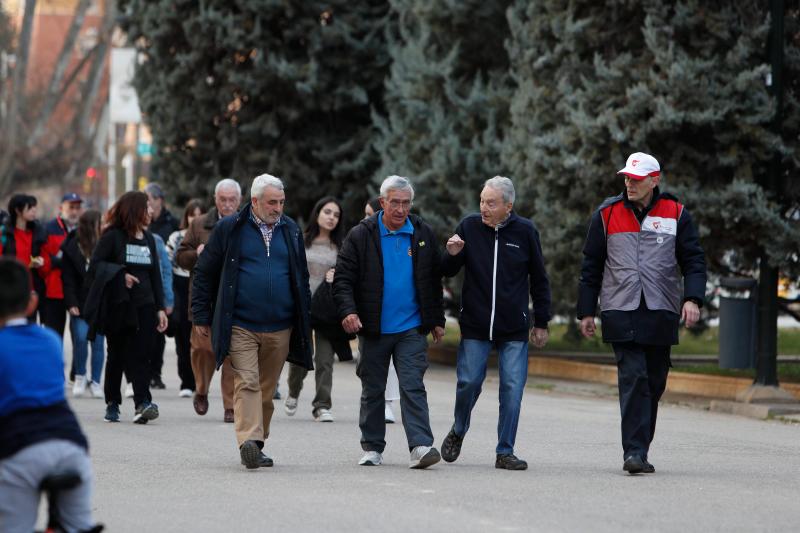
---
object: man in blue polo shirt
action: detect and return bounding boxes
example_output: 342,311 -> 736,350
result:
334,175 -> 446,469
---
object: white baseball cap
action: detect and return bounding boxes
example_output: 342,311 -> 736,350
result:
617,152 -> 660,180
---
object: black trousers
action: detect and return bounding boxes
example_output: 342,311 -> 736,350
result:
150,332 -> 166,381
105,305 -> 156,407
612,342 -> 671,461
173,275 -> 195,390
41,297 -> 67,337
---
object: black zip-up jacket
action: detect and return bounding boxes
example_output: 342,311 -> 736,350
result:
60,232 -> 91,311
333,213 -> 445,338
442,212 -> 551,342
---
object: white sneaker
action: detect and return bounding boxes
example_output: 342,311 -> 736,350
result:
72,375 -> 87,397
409,446 -> 441,469
359,451 -> 383,466
315,408 -> 334,422
124,383 -> 134,398
384,401 -> 396,424
89,381 -> 103,399
284,396 -> 298,416
179,389 -> 193,398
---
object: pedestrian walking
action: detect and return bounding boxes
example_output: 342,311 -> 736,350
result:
61,209 -> 106,398
167,199 -> 205,398
577,152 -> 706,474
333,176 -> 445,469
1,194 -> 48,320
85,191 -> 168,424
362,197 -> 400,424
439,176 -> 551,470
176,179 -> 240,422
285,196 -> 349,422
192,174 -> 313,469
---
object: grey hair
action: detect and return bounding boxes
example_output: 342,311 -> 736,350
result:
379,175 -> 415,201
251,174 -> 284,199
484,176 -> 515,204
214,178 -> 241,197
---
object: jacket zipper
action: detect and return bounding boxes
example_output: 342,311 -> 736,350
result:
489,226 -> 499,341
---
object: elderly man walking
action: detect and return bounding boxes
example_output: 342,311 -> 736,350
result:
192,174 -> 312,469
177,179 -> 241,422
577,152 -> 706,474
439,176 -> 551,471
334,175 -> 445,469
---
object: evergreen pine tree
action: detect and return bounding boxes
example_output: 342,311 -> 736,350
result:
505,0 -> 800,318
373,0 -> 514,233
120,0 -> 390,219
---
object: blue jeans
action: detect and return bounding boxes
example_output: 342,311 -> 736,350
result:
453,339 -> 528,455
70,316 -> 105,383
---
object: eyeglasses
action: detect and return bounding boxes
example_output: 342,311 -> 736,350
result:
387,200 -> 412,210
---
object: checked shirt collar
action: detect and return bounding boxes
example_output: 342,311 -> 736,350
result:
249,209 -> 283,257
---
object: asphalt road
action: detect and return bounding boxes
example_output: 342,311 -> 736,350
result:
57,341 -> 800,532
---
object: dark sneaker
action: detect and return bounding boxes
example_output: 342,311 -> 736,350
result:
133,402 -> 159,424
273,387 -> 281,400
643,460 -> 655,474
150,377 -> 166,390
495,454 -> 528,470
441,427 -> 464,463
224,409 -> 234,423
240,451 -> 273,468
623,455 -> 645,474
104,403 -> 120,423
240,440 -> 261,470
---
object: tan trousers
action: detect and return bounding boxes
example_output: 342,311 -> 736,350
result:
190,327 -> 234,410
229,326 -> 291,446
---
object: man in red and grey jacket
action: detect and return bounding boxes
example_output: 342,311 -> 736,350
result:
40,192 -> 83,340
577,152 -> 706,475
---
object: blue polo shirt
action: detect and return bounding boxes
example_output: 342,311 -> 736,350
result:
378,213 -> 421,334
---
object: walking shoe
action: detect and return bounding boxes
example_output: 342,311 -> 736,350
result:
150,377 -> 166,390
623,454 -> 645,474
193,393 -> 209,415
441,426 -> 464,463
240,440 -> 261,470
89,381 -> 103,398
384,401 -> 396,424
359,451 -> 383,466
273,386 -> 281,400
133,402 -> 159,424
284,396 -> 298,416
124,383 -> 134,399
495,454 -> 528,470
104,403 -> 120,423
643,460 -> 655,474
72,375 -> 88,397
240,451 -> 274,468
224,409 -> 234,423
179,388 -> 193,398
314,408 -> 334,422
409,446 -> 441,469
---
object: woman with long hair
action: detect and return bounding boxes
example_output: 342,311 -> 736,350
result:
88,191 -> 168,424
1,194 -> 48,320
166,198 -> 206,398
284,196 -> 345,422
61,209 -> 105,397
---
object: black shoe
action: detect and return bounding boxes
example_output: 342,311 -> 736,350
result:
643,460 -> 655,474
150,377 -> 166,390
251,452 -> 273,468
441,427 -> 464,463
104,403 -> 120,423
240,440 -> 261,470
133,402 -> 159,424
273,387 -> 281,400
623,454 -> 645,474
495,454 -> 528,470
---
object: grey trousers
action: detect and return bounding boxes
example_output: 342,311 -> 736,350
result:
287,331 -> 335,413
0,439 -> 94,533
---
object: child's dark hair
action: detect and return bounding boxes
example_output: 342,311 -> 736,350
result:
0,258 -> 32,320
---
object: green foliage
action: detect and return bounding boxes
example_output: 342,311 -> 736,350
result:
505,0 -> 800,316
120,0 -> 390,221
373,0 -> 514,234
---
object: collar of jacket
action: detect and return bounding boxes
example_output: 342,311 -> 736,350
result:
479,211 -> 520,232
622,186 -> 662,211
361,212 -> 425,234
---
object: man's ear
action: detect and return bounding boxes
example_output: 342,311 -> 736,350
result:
25,291 -> 38,317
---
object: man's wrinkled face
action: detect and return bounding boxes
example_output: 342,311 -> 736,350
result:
379,189 -> 412,231
215,186 -> 241,217
252,187 -> 285,225
479,186 -> 512,228
625,175 -> 659,205
60,201 -> 82,225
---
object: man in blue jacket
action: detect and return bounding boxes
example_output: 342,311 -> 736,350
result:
0,258 -> 96,531
440,176 -> 551,470
192,174 -> 313,470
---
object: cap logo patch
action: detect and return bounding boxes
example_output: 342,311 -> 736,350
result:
631,160 -> 639,166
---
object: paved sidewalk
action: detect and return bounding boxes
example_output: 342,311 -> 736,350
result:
56,340 -> 800,532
